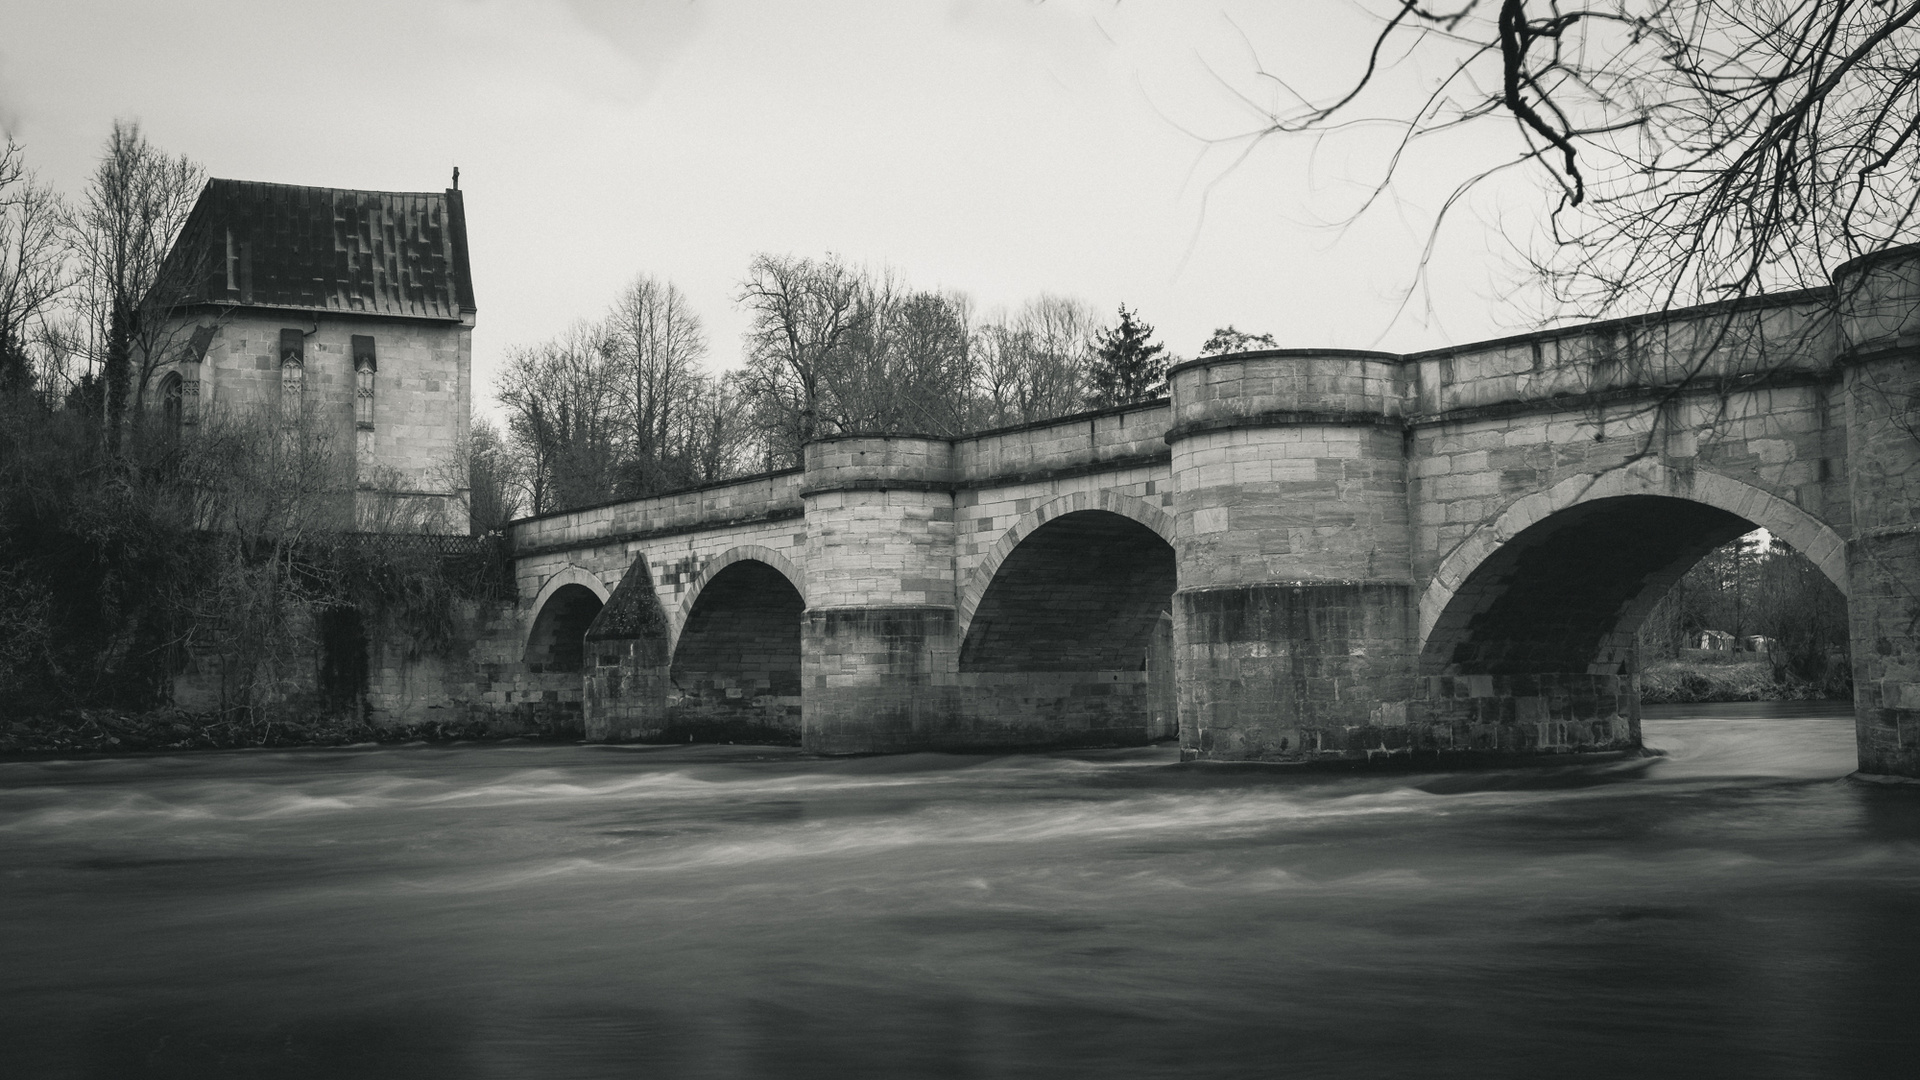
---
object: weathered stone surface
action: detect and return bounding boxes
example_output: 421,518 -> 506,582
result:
143,311 -> 474,534
474,249 -> 1920,777
802,606 -> 956,754
1178,583 -> 1415,760
581,556 -> 670,741
668,559 -> 803,742
1836,246 -> 1920,776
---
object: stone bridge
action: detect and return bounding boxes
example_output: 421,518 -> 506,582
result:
506,247 -> 1920,778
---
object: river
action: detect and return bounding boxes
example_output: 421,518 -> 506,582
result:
2,702 -> 1915,1078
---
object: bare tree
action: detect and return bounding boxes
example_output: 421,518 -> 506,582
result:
738,252 -> 866,460
1235,1 -> 1920,315
496,322 -> 626,514
171,399 -> 349,721
677,370 -> 757,482
68,121 -> 203,443
826,275 -> 976,436
0,141 -> 69,398
888,290 -> 975,434
977,294 -> 1095,426
603,274 -> 708,495
463,416 -> 522,535
818,264 -> 903,434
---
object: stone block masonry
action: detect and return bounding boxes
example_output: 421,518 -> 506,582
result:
803,606 -> 957,754
499,247 -> 1920,779
150,312 -> 472,536
583,555 -> 670,741
1836,247 -> 1920,777
668,559 -> 805,743
1178,583 -> 1417,759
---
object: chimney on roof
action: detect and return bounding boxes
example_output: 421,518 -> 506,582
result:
451,166 -> 460,190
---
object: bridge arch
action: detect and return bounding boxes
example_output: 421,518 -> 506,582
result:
956,492 -> 1178,743
524,564 -> 611,675
959,489 -> 1175,641
668,545 -> 808,741
673,545 -> 806,640
1418,463 -> 1850,676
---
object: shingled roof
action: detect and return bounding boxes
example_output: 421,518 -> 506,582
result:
158,179 -> 476,322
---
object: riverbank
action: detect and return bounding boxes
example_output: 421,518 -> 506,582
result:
0,707 -> 581,756
7,664 -> 1845,754
1638,656 -> 1844,704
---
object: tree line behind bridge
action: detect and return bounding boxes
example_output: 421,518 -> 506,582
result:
486,254 -> 1278,522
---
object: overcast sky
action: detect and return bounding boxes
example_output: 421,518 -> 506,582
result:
2,0 -> 1553,422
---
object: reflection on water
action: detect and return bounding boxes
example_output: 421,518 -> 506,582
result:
3,702 -> 1916,1079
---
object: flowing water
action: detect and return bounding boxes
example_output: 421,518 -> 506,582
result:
3,702 -> 1916,1079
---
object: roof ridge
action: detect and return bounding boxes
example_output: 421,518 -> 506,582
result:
206,176 -> 456,199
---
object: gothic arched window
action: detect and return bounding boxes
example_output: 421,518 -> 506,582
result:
279,328 -> 304,420
352,335 -> 376,429
159,372 -> 183,430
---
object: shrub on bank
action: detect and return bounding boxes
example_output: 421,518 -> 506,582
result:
1638,658 -> 1843,704
0,707 -> 582,756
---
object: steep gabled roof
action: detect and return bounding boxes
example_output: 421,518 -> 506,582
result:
158,178 -> 476,322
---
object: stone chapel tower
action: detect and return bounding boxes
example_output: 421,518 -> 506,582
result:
143,178 -> 477,534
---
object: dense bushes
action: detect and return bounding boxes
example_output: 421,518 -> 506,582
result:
1638,654 -> 1839,704
0,395 -> 509,736
1636,532 -> 1851,698
0,706 -> 576,755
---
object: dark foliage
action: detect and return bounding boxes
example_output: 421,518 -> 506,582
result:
0,394 -> 513,727
1087,305 -> 1167,407
1637,533 -> 1851,697
0,706 -> 581,755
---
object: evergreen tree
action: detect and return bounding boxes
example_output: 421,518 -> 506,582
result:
1088,305 -> 1166,407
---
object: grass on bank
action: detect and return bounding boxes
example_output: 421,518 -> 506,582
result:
1639,653 -> 1844,704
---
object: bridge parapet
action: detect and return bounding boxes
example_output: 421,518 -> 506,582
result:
1166,349 -> 1407,441
511,468 -> 804,556
802,434 -> 954,492
1836,242 -> 1920,357
1409,291 -> 1838,418
952,401 -> 1171,483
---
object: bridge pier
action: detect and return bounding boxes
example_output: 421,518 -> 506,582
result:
1837,248 -> 1920,778
581,555 -> 670,741
799,437 -> 960,754
1167,351 -> 1421,762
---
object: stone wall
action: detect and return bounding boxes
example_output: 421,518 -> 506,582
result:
166,594 -> 564,734
1835,245 -> 1920,776
1413,673 -> 1639,755
150,310 -> 471,534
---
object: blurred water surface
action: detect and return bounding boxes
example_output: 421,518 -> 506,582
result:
3,702 -> 1916,1079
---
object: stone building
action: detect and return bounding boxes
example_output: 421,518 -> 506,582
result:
144,178 -> 476,534
145,178 -> 504,724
